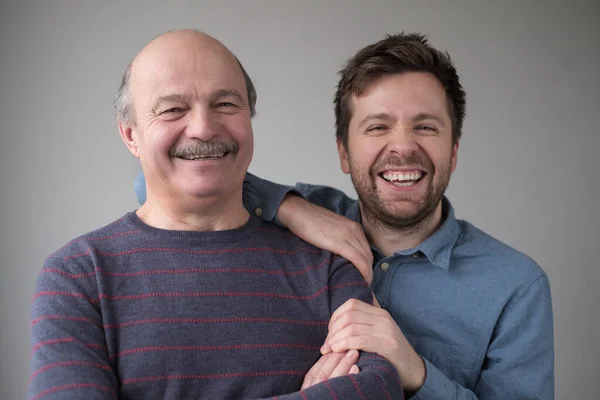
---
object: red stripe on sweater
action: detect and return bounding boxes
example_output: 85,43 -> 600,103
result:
104,317 -> 328,329
122,370 -> 306,384
110,343 -> 320,359
374,374 -> 392,400
47,228 -> 138,258
329,281 -> 370,290
348,374 -> 366,400
325,380 -> 339,399
255,227 -> 282,233
30,383 -> 115,400
39,268 -> 96,279
98,286 -> 329,302
33,285 -> 332,303
30,315 -> 100,328
28,360 -> 111,384
31,291 -> 99,303
361,354 -> 387,361
30,338 -> 107,356
372,365 -> 402,386
33,285 -> 334,303
300,390 -> 308,400
92,258 -> 329,277
63,246 -> 319,260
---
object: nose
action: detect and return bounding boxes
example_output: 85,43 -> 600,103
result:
184,107 -> 223,141
385,126 -> 420,157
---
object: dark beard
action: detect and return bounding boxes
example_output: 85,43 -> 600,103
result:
350,154 -> 451,233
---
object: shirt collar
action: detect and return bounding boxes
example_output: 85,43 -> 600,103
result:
348,197 -> 460,271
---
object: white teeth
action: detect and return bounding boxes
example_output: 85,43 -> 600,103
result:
393,181 -> 416,187
182,153 -> 225,160
382,171 -> 423,182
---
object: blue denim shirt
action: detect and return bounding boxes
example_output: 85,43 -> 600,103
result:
134,172 -> 554,399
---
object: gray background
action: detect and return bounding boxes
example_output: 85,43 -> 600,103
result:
1,0 -> 598,398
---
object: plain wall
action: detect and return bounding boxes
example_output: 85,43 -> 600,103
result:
1,0 -> 598,398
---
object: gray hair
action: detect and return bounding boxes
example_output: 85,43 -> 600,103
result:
113,57 -> 257,125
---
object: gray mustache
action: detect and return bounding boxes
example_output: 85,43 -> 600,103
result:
169,140 -> 239,158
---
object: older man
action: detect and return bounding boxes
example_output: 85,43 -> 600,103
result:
28,30 -> 402,400
136,32 -> 554,399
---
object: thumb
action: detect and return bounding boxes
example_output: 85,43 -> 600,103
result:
372,294 -> 381,308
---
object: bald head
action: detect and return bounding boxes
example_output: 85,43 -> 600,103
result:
132,30 -> 235,77
114,30 -> 256,125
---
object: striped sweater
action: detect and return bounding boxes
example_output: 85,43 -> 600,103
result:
28,212 -> 402,399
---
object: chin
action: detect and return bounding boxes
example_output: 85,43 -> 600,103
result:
179,184 -> 229,199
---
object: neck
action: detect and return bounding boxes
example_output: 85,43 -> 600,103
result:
137,189 -> 249,232
360,202 -> 443,257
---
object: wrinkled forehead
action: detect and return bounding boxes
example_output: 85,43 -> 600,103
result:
130,39 -> 246,107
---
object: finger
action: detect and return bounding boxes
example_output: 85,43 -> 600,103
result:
300,353 -> 334,389
346,221 -> 371,257
349,365 -> 360,374
326,324 -> 375,352
351,224 -> 373,283
337,242 -> 373,284
328,310 -> 382,339
300,352 -> 346,389
329,299 -> 383,332
328,349 -> 359,379
330,334 -> 380,355
348,240 -> 373,284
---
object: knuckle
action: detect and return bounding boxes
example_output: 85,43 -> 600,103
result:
347,298 -> 360,309
339,313 -> 352,326
359,336 -> 370,348
348,325 -> 360,336
315,371 -> 329,382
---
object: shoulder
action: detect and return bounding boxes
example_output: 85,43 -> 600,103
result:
45,213 -> 136,264
454,219 -> 547,287
250,219 -> 339,266
252,219 -> 325,251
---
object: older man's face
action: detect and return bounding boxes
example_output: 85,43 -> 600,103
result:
126,33 -> 254,204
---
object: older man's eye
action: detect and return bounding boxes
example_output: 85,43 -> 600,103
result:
163,107 -> 184,114
217,102 -> 237,108
367,125 -> 387,132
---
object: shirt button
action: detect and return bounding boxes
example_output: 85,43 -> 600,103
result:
412,253 -> 420,258
380,262 -> 389,271
254,208 -> 263,216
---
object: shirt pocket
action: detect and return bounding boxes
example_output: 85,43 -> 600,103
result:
407,335 -> 478,385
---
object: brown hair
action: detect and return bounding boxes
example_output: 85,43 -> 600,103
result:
334,33 -> 466,146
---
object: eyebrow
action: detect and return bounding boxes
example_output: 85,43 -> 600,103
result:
212,89 -> 244,103
411,112 -> 446,126
151,89 -> 246,111
357,113 -> 396,130
152,93 -> 194,111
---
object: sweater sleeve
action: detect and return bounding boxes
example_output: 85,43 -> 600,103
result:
256,255 -> 403,400
28,257 -> 118,400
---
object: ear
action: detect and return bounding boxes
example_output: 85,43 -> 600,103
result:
118,122 -> 140,158
337,139 -> 351,175
451,139 -> 459,172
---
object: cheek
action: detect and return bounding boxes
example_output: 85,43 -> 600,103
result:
228,118 -> 254,146
348,139 -> 384,171
422,142 -> 454,171
151,124 -> 182,149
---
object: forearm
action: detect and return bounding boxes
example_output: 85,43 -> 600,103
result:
243,172 -> 357,224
